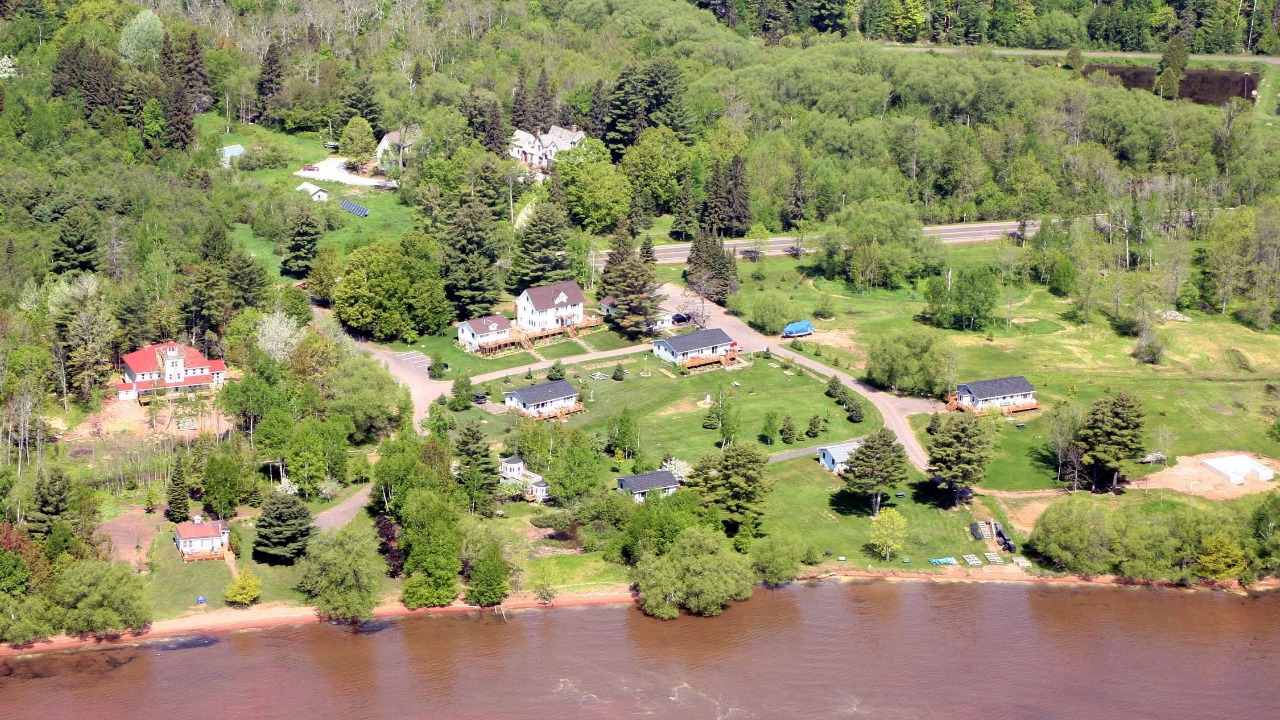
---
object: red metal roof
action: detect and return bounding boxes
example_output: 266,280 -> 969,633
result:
122,342 -> 217,375
174,520 -> 227,541
118,374 -> 218,393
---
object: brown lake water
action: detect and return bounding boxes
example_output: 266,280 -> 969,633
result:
1,581 -> 1277,720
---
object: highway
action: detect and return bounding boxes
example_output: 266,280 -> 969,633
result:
646,218 -> 1034,265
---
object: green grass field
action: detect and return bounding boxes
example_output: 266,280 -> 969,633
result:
229,522 -> 309,606
525,552 -> 631,592
536,338 -> 594,360
144,535 -> 233,619
762,459 -> 976,568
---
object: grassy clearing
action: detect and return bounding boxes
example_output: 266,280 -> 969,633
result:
525,552 -> 631,592
535,339 -> 594,360
229,522 -> 308,606
144,535 -> 233,619
762,459 -> 975,568
385,336 -> 538,379
580,327 -> 645,352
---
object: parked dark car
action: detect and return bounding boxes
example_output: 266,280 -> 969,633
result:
323,141 -> 340,150
472,393 -> 488,404
739,248 -> 762,261
671,313 -> 690,325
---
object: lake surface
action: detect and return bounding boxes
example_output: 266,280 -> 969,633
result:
2,581 -> 1277,719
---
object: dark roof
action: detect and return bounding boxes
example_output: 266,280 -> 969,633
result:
501,457 -> 523,465
656,328 -> 734,354
600,296 -> 616,307
957,376 -> 1035,400
522,280 -> 585,311
461,314 -> 511,335
617,470 -> 680,493
503,380 -> 578,405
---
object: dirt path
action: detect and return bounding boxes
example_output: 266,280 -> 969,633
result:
313,484 -> 373,531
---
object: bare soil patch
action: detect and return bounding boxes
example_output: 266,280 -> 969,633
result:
1003,498 -> 1056,535
1010,317 -> 1038,324
809,329 -> 863,356
99,507 -> 166,569
62,398 -> 231,443
1135,452 -> 1280,500
657,400 -> 700,415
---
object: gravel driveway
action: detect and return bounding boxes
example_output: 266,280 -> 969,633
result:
293,157 -> 397,188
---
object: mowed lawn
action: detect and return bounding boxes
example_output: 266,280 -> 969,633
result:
144,535 -> 233,619
761,459 -> 976,569
566,358 -> 885,462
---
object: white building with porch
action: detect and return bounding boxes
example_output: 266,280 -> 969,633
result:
516,280 -> 586,333
457,314 -> 513,353
117,342 -> 227,401
503,380 -> 582,419
173,516 -> 230,560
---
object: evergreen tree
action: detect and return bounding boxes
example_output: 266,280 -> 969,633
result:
602,64 -> 649,160
52,206 -> 99,275
928,414 -> 993,505
532,66 -> 555,130
306,243 -> 342,306
181,31 -> 210,112
810,0 -> 847,32
455,421 -> 499,514
186,263 -> 232,334
27,468 -> 72,539
1154,35 -> 1188,99
780,165 -> 808,231
842,428 -> 907,516
826,375 -> 843,398
509,202 -> 572,292
257,42 -> 283,107
253,492 -> 314,564
465,542 -> 511,606
759,0 -> 790,44
702,160 -> 730,236
599,227 -> 635,300
639,235 -> 657,266
586,79 -> 610,139
670,175 -> 699,241
611,252 -> 660,336
725,154 -> 753,237
442,198 -> 501,318
282,206 -> 323,277
158,33 -> 177,86
1079,392 -> 1146,492
227,248 -> 271,310
338,77 -> 382,135
511,67 -> 530,130
779,415 -> 798,444
482,99 -> 506,153
165,455 -> 190,523
805,414 -> 823,438
845,396 -> 864,423
165,81 -> 194,150
339,115 -> 376,168
684,443 -> 772,537
546,359 -> 566,381
200,218 -> 234,264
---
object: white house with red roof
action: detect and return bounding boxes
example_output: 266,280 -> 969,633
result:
173,516 -> 230,560
457,314 -> 513,353
515,280 -> 586,333
117,342 -> 227,401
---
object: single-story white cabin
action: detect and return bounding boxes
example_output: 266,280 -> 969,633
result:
617,470 -> 681,503
652,328 -> 737,367
503,380 -> 581,419
173,517 -> 230,560
953,376 -> 1038,414
818,440 -> 863,473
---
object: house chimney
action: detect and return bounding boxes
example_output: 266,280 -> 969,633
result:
193,515 -> 202,524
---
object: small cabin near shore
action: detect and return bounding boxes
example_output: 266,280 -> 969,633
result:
173,517 -> 230,561
617,470 -> 680,503
503,379 -> 582,419
949,376 -> 1038,415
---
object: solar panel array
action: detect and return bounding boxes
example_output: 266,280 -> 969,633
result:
341,199 -> 369,218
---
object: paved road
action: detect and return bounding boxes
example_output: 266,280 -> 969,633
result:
313,483 -> 373,530
880,43 -> 1280,65
644,219 -> 1030,265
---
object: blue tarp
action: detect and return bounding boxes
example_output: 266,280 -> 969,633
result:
782,320 -> 814,337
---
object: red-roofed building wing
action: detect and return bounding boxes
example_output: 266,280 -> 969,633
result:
117,342 -> 228,401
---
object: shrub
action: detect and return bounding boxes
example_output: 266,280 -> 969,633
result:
224,569 -> 263,607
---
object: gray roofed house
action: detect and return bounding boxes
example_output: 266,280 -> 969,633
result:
457,314 -> 513,353
462,314 -> 512,335
954,376 -> 1038,414
652,328 -> 737,367
617,470 -> 680,503
503,380 -> 581,418
817,440 -> 863,473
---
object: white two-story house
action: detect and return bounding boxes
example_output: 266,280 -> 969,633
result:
516,280 -> 586,333
457,314 -> 513,353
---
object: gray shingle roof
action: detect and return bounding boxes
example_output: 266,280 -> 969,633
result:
957,376 -> 1036,400
504,380 -> 579,406
656,328 -> 734,354
819,440 -> 863,466
461,314 -> 512,335
617,470 -> 680,494
522,281 -> 585,312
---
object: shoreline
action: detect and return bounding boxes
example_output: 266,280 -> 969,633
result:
4,569 -> 1273,661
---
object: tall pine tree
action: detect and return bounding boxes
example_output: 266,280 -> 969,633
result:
52,206 -> 99,275
165,455 -> 190,523
510,202 -> 572,292
282,206 -> 323,277
531,66 -> 555,130
599,227 -> 635,300
253,492 -> 314,563
257,42 -> 284,116
586,79 -> 610,139
182,31 -> 210,112
611,251 -> 660,337
670,175 -> 699,241
443,198 -> 501,318
455,421 -> 499,514
511,67 -> 530,130
725,154 -> 753,237
27,467 -> 72,538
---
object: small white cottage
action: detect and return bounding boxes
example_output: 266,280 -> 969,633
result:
954,377 -> 1037,414
652,328 -> 736,367
295,181 -> 328,202
817,440 -> 863,473
616,470 -> 681,503
503,380 -> 581,419
457,314 -> 513,353
173,517 -> 230,561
